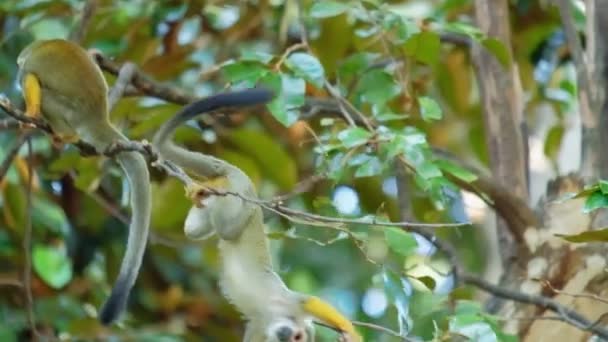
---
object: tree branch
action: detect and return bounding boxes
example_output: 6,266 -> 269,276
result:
92,53 -> 194,105
459,272 -> 608,340
69,0 -> 98,44
555,0 -> 599,179
0,131 -> 35,182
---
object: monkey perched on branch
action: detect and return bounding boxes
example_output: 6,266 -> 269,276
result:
17,39 -> 151,325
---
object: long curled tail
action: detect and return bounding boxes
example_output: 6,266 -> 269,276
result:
153,88 -> 274,147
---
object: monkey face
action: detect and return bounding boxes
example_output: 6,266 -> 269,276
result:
265,317 -> 314,342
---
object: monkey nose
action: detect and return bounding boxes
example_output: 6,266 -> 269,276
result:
276,326 -> 293,341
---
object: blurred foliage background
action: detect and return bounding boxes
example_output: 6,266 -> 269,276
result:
0,0 -> 586,341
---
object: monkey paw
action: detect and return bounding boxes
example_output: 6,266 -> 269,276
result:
185,182 -> 213,208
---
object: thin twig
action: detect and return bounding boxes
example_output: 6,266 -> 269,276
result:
0,277 -> 23,288
0,131 -> 34,181
70,0 -> 98,44
271,174 -> 323,202
294,0 -> 361,128
555,0 -> 591,100
198,184 -> 470,228
0,97 -> 51,133
352,321 -> 413,341
274,42 -> 306,71
93,53 -> 193,105
322,81 -> 360,128
0,119 -> 25,130
543,279 -> 608,305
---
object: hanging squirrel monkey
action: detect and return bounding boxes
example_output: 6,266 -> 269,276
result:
17,39 -> 151,325
152,90 -> 362,342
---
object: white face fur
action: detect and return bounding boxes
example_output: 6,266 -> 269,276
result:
264,317 -> 314,342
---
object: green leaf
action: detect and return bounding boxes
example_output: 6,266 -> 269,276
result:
150,179 -> 191,231
265,73 -> 305,126
0,324 -> 16,342
583,190 -> 608,213
556,228 -> 608,243
320,118 -> 335,126
285,52 -> 325,88
218,149 -> 263,186
338,52 -> 380,77
382,270 -> 411,331
227,129 -> 298,190
384,227 -> 418,256
482,38 -> 511,68
382,14 -> 419,42
418,96 -> 443,121
414,275 -> 436,291
310,1 -> 349,18
455,300 -> 482,315
30,18 -> 70,40
355,156 -> 383,178
599,180 -> 608,194
436,160 -> 478,183
347,153 -> 372,166
442,21 -> 484,40
375,112 -> 409,122
222,61 -> 268,86
326,152 -> 347,181
49,150 -> 81,173
544,125 -> 564,160
240,50 -> 274,64
572,185 -> 599,199
356,69 -> 401,105
32,197 -> 70,236
403,31 -> 441,65
33,244 -> 73,289
417,161 -> 443,180
449,314 -> 497,341
337,127 -> 372,148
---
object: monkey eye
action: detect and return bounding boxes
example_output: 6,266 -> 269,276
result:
293,331 -> 303,341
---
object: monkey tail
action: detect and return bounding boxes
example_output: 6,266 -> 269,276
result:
153,87 -> 274,148
92,128 -> 151,325
152,87 -> 273,178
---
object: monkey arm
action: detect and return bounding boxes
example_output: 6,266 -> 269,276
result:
22,73 -> 41,118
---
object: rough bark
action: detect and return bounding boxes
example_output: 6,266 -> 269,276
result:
592,1 -> 608,179
472,0 -> 529,269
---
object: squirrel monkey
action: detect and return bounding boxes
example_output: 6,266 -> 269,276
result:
17,39 -> 151,325
152,90 -> 362,342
